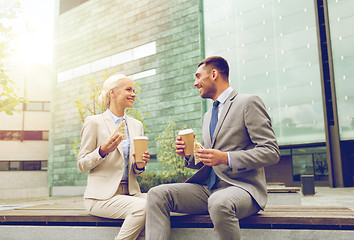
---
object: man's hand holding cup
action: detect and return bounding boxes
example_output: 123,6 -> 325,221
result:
176,129 -> 194,159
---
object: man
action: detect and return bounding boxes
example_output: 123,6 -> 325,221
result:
146,56 -> 280,239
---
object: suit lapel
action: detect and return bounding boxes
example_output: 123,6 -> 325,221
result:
125,115 -> 136,160
102,109 -> 124,156
102,110 -> 116,135
211,90 -> 237,147
204,110 -> 212,147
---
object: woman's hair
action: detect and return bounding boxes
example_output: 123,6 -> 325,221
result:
98,74 -> 130,108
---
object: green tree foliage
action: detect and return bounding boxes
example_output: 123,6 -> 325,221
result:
155,121 -> 196,182
0,74 -> 26,115
74,74 -> 106,123
0,0 -> 26,115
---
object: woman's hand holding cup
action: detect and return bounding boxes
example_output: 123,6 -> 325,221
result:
133,136 -> 149,169
134,151 -> 150,169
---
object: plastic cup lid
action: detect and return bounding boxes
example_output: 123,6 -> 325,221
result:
133,136 -> 148,140
178,129 -> 193,135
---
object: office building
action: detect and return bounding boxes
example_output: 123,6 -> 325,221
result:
49,0 -> 353,196
0,62 -> 52,199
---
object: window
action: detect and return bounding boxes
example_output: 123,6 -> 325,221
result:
60,0 -> 89,15
0,131 -> 22,141
0,131 -> 49,141
25,102 -> 43,111
23,101 -> 50,111
313,153 -> 328,180
42,131 -> 50,140
23,131 -> 43,140
23,161 -> 42,171
0,161 -> 47,171
203,0 -> 326,145
9,161 -> 21,171
290,146 -> 328,181
0,162 -> 9,171
43,102 -> 51,111
41,161 -> 48,171
292,155 -> 314,181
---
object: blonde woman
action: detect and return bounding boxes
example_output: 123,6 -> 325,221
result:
77,74 -> 150,240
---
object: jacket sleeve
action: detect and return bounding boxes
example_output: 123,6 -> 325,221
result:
184,155 -> 204,169
77,117 -> 106,173
228,95 -> 280,173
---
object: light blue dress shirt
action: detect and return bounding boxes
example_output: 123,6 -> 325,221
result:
108,109 -> 130,181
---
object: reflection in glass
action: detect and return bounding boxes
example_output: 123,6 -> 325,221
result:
327,0 -> 354,140
314,153 -> 328,180
203,0 -> 326,145
291,146 -> 328,181
292,154 -> 313,181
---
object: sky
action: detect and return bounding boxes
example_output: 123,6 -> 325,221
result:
5,0 -> 55,64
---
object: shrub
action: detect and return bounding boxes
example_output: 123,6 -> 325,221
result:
137,172 -> 187,193
155,121 -> 196,182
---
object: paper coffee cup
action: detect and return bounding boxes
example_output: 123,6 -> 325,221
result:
134,136 -> 148,162
178,129 -> 194,156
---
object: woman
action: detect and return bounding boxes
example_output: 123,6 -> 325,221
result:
77,74 -> 150,240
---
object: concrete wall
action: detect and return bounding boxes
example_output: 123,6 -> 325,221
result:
0,141 -> 49,161
49,0 -> 203,193
0,171 -> 49,199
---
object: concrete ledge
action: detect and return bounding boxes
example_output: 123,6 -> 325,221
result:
1,204 -> 353,229
267,192 -> 301,205
1,226 -> 354,240
51,186 -> 85,197
1,196 -> 353,240
266,186 -> 301,205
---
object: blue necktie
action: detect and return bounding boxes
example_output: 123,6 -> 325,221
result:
206,100 -> 219,190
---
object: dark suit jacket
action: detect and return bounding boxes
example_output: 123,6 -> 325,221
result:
186,90 -> 280,209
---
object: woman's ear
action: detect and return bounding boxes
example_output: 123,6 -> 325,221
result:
109,88 -> 115,97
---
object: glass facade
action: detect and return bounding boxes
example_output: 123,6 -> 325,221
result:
291,146 -> 328,181
203,0 -> 326,145
327,0 -> 354,140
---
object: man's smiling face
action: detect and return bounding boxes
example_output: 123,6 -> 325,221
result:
194,64 -> 216,100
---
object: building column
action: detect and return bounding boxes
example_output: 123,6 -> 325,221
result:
315,0 -> 344,187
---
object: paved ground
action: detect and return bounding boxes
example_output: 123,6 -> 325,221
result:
301,186 -> 354,210
0,186 -> 353,211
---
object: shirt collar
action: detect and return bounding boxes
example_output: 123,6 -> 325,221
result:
216,86 -> 233,104
108,109 -> 126,124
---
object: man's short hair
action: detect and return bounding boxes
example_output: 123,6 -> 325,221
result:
198,56 -> 229,79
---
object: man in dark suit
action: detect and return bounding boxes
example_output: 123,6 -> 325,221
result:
146,56 -> 280,240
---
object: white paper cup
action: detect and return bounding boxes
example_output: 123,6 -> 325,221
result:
178,129 -> 194,156
134,136 -> 148,162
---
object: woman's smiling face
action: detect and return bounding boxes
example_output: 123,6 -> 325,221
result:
111,77 -> 136,109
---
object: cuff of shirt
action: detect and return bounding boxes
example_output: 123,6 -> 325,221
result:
228,152 -> 247,172
227,152 -> 232,168
99,146 -> 108,158
136,166 -> 145,171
